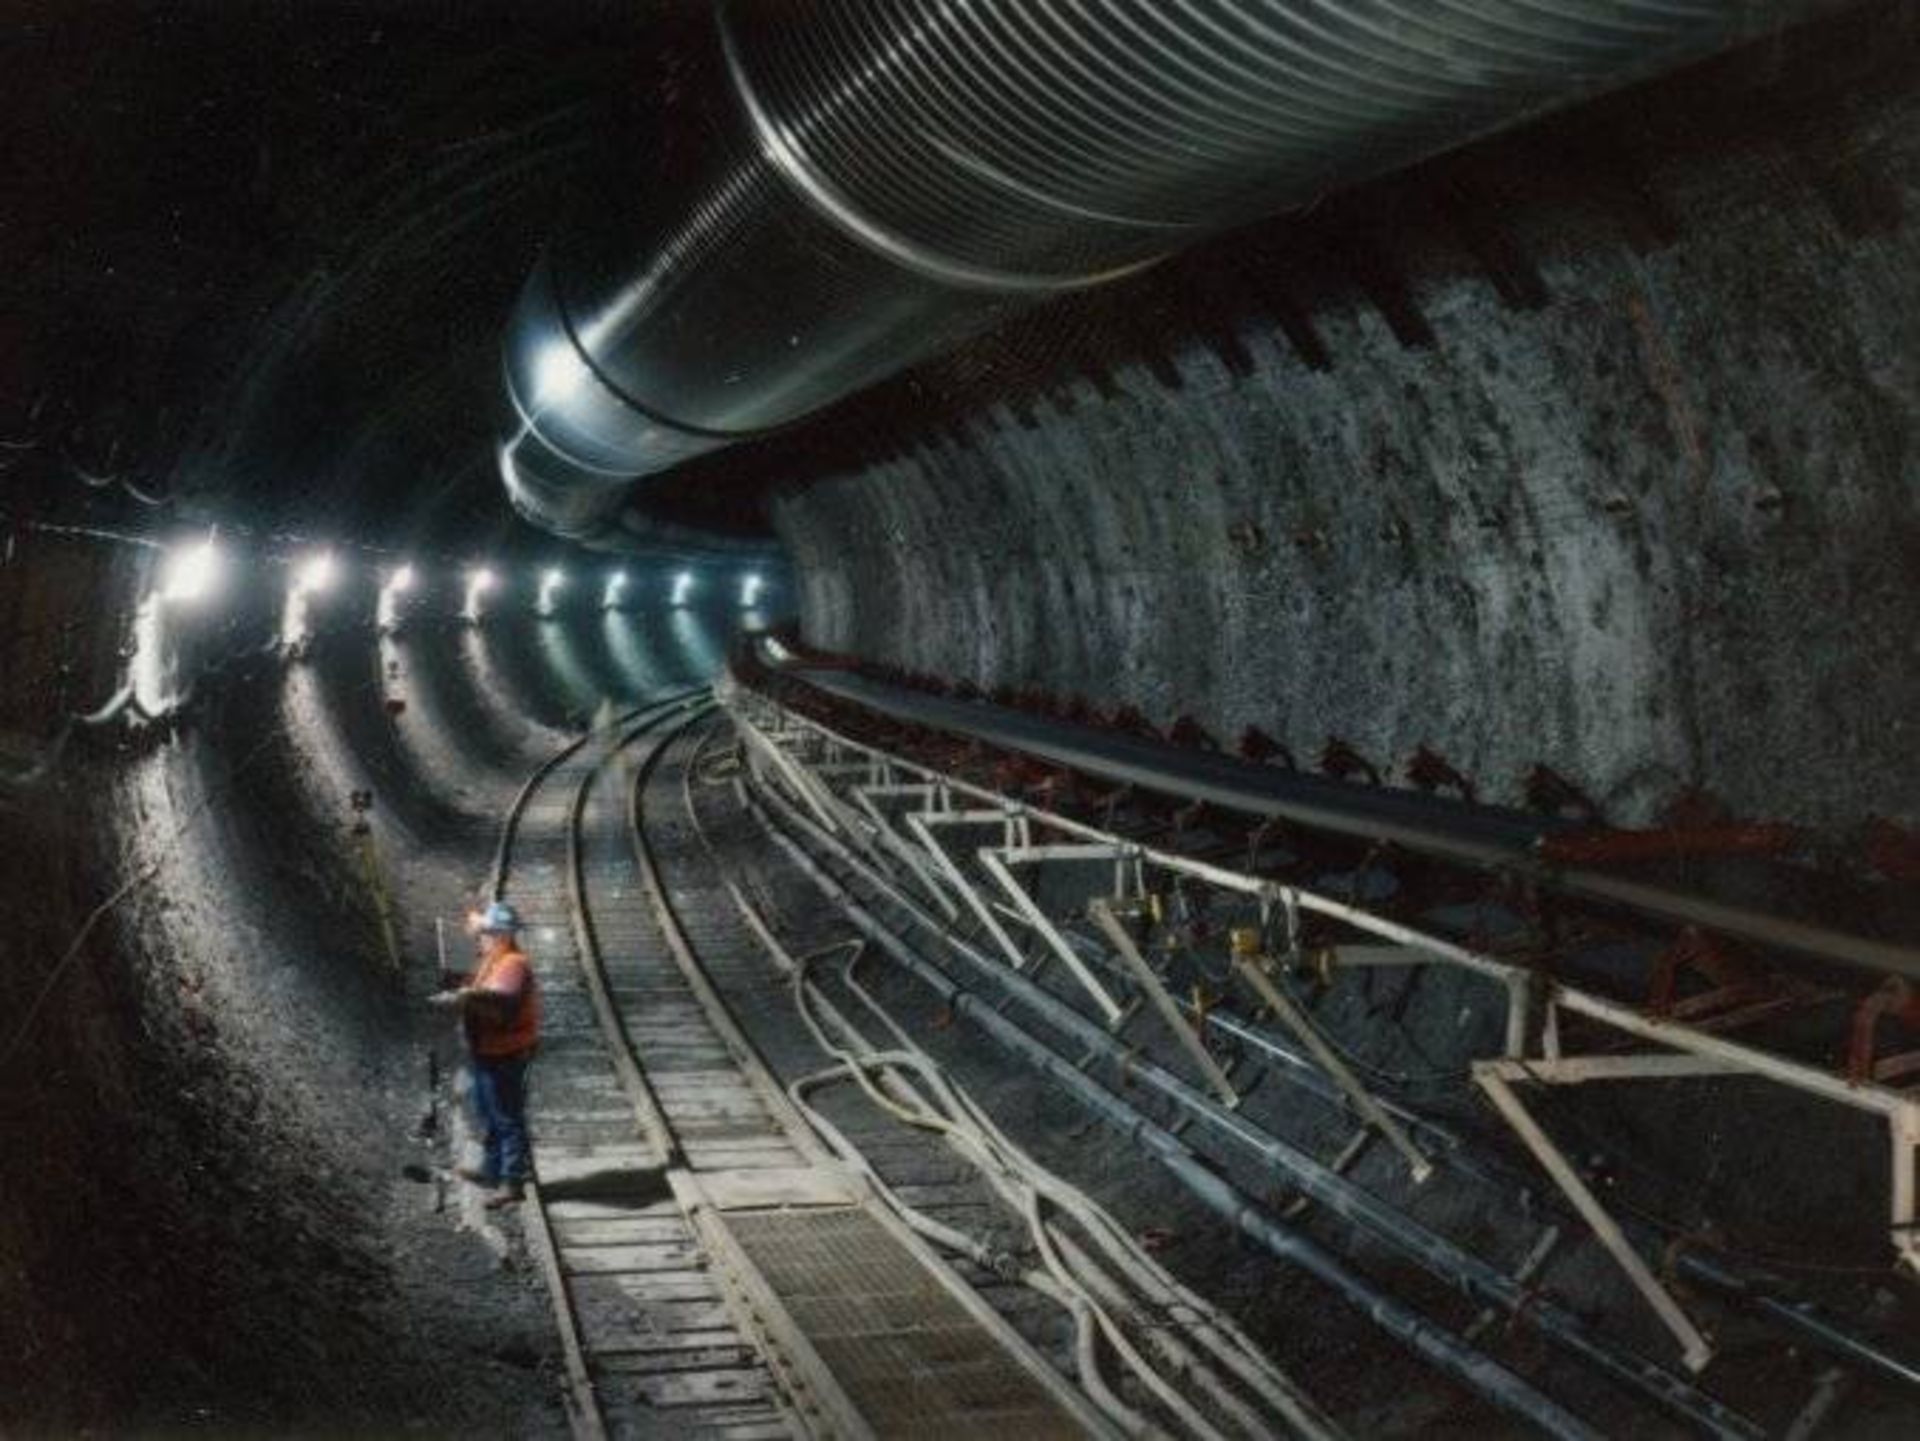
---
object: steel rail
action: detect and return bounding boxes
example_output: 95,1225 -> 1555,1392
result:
563,710 -> 700,1167
623,710 -> 835,1166
486,690 -> 703,900
491,690 -> 819,1441
559,699 -> 839,1438
489,696 -> 707,1441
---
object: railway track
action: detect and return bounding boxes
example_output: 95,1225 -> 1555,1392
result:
484,694 -> 1133,1439
487,693 -> 799,1441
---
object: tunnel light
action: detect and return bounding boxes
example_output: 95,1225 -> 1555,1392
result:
603,569 -> 629,609
281,551 -> 336,650
671,570 -> 695,607
463,566 -> 497,622
537,567 -> 567,617
378,563 -> 416,635
293,551 -> 338,595
740,572 -> 765,607
158,537 -> 222,605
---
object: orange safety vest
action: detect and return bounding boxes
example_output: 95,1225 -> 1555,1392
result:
467,947 -> 540,1059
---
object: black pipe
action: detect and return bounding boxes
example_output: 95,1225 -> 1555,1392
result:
744,778 -> 1606,1441
745,765 -> 1769,1440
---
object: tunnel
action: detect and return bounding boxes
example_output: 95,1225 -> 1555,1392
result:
5,3 -> 1919,1437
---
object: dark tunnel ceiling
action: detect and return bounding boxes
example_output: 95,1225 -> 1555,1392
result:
7,2 -> 674,559
5,2 -> 1904,561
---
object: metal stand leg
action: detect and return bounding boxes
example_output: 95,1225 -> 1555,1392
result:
1894,1106 -> 1919,1276
1090,899 -> 1240,1107
1474,1062 -> 1714,1372
982,849 -> 1125,1023
1236,956 -> 1433,1183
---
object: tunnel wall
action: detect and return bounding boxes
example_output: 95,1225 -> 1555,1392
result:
0,529 -> 753,1431
773,40 -> 1920,832
0,536 -> 406,1427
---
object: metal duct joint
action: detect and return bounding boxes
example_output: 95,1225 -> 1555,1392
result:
501,0 -> 1827,541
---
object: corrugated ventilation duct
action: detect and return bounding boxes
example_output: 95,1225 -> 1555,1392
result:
500,0 -> 1831,542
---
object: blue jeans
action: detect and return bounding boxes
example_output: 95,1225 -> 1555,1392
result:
472,1053 -> 533,1185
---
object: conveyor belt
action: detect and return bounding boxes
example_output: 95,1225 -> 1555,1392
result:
783,666 -> 1920,983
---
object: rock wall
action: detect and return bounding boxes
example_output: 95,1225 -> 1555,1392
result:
0,528 -> 745,1432
773,30 -> 1920,831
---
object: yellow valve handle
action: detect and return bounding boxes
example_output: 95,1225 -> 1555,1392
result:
1192,981 -> 1215,1035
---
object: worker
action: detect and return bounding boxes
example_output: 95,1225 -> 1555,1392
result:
430,900 -> 540,1206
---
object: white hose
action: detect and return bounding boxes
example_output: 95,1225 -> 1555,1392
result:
1024,1185 -> 1212,1441
1048,1226 -> 1277,1441
839,955 -> 1343,1441
699,736 -> 1339,1439
942,1075 -> 1341,1440
789,1054 -> 1161,1439
792,952 -> 1309,1440
786,963 -> 1158,1436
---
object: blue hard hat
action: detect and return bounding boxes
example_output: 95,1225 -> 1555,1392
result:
478,901 -> 522,935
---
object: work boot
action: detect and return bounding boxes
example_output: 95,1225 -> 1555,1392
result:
485,1182 -> 526,1209
454,1165 -> 496,1187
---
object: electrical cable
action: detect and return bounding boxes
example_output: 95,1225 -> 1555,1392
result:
834,947 -> 1346,1439
785,954 -> 1170,1437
